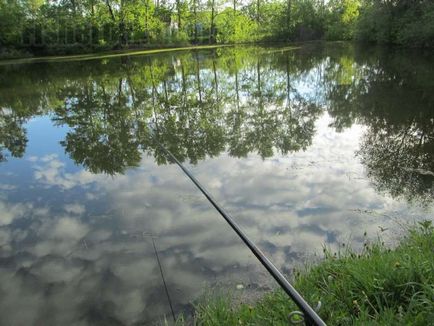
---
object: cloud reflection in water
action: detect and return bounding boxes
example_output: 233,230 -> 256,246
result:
1,44 -> 434,324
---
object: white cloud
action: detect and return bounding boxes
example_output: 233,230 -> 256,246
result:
51,217 -> 89,240
0,201 -> 30,226
64,203 -> 85,215
1,113 -> 432,325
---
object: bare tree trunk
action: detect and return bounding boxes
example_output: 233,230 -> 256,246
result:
235,69 -> 240,110
105,0 -> 116,22
176,0 -> 182,30
144,0 -> 149,43
163,80 -> 169,104
286,52 -> 290,106
257,60 -> 261,96
212,55 -> 219,101
233,0 -> 237,25
256,0 -> 260,22
193,0 -> 198,43
181,59 -> 187,107
286,0 -> 291,39
195,52 -> 202,103
209,0 -> 216,43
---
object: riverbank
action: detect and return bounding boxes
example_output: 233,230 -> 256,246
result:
186,221 -> 434,325
0,40 -> 332,66
0,44 -> 236,66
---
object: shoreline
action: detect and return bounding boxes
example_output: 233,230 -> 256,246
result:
0,41 -> 332,66
0,44 -> 235,66
185,221 -> 434,325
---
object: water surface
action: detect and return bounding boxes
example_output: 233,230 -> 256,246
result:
1,43 -> 434,325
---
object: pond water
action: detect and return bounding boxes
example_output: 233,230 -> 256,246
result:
0,43 -> 433,325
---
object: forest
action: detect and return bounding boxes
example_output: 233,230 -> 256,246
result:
1,0 -> 434,57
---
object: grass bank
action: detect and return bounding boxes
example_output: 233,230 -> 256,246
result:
186,221 -> 434,325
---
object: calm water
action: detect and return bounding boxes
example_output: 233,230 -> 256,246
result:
1,43 -> 434,325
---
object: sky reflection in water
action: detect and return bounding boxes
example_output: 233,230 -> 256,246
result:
0,44 -> 433,324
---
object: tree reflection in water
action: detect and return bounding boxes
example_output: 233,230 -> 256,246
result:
326,46 -> 434,203
1,44 -> 434,201
1,44 -> 434,324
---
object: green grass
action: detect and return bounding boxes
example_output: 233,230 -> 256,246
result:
183,221 -> 434,325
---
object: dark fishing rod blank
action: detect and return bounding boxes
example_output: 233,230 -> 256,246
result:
151,132 -> 326,326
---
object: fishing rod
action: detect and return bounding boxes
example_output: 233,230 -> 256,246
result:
151,236 -> 176,322
142,232 -> 176,322
149,127 -> 326,326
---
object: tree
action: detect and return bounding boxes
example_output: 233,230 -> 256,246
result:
0,0 -> 26,51
325,0 -> 361,40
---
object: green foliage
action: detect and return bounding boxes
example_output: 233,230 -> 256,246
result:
0,46 -> 324,172
395,3 -> 434,47
254,1 -> 287,40
326,0 -> 361,40
0,0 -> 26,47
189,223 -> 434,325
215,9 -> 259,43
356,2 -> 390,43
290,0 -> 326,41
356,0 -> 434,46
325,45 -> 434,203
1,0 -> 434,57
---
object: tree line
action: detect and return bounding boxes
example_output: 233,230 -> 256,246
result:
1,0 -> 433,57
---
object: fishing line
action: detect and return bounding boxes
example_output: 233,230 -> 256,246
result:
151,236 -> 176,322
149,127 -> 326,326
